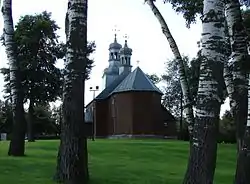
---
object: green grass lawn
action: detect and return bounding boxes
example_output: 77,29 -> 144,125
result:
0,139 -> 236,184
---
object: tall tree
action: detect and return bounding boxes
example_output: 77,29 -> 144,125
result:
183,0 -> 225,183
55,0 -> 89,183
1,13 -> 96,142
161,55 -> 201,118
228,1 -> 250,183
234,73 -> 250,184
2,0 -> 27,156
145,0 -> 195,138
15,12 -> 63,142
225,0 -> 248,152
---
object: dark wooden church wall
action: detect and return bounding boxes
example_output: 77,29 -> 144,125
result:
132,92 -> 155,134
110,93 -> 133,135
95,100 -> 109,136
151,92 -> 165,135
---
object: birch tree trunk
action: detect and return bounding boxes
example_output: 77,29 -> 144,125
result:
225,0 -> 248,152
227,0 -> 248,150
2,0 -> 27,156
234,74 -> 250,184
183,0 -> 225,183
145,0 -> 195,137
55,0 -> 89,183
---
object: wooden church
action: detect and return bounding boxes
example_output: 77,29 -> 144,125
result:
85,35 -> 177,138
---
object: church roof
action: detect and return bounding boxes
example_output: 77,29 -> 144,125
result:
95,72 -> 129,100
111,67 -> 163,95
86,67 -> 163,107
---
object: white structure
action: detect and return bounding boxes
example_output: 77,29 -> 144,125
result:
102,34 -> 133,89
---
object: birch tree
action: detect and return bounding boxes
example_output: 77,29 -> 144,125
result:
145,0 -> 195,138
234,73 -> 250,184
2,0 -> 27,156
228,1 -> 250,183
225,0 -> 248,152
146,0 -> 225,182
55,0 -> 89,183
183,1 -> 225,183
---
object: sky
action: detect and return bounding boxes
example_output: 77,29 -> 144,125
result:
0,0 -> 230,115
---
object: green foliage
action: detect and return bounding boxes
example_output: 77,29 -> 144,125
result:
218,110 -> 236,143
161,51 -> 227,117
84,41 -> 96,80
146,73 -> 161,84
0,101 -> 59,136
1,11 -> 96,103
163,0 -> 203,27
32,104 -> 59,135
0,100 -> 12,134
1,11 -> 63,103
161,55 -> 200,117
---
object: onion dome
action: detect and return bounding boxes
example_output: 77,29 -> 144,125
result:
119,40 -> 132,55
109,34 -> 122,50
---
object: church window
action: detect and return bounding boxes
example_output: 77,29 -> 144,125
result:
125,57 -> 127,64
114,52 -> 118,59
110,53 -> 114,59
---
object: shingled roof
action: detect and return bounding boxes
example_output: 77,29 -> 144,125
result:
86,67 -> 163,108
111,67 -> 163,95
95,72 -> 129,100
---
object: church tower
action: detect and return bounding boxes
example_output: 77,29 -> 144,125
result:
119,38 -> 132,75
102,34 -> 122,89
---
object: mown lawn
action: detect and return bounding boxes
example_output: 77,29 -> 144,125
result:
0,139 -> 236,184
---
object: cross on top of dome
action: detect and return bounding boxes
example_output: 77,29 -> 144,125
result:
109,25 -> 122,50
112,25 -> 120,41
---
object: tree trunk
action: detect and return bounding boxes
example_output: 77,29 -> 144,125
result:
145,0 -> 195,137
225,0 -> 248,152
234,74 -> 250,184
55,0 -> 89,183
183,0 -> 225,183
2,0 -> 27,156
27,98 -> 35,142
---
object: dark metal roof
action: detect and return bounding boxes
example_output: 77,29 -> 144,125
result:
95,72 -> 129,100
111,67 -> 163,95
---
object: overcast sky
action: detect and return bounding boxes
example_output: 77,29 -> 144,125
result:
0,0 -> 229,114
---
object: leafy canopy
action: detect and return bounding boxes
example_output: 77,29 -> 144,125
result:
1,11 -> 96,103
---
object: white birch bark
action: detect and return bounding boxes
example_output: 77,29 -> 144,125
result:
223,62 -> 234,111
55,0 -> 89,182
225,0 -> 248,151
145,0 -> 195,136
183,0 -> 225,183
2,0 -> 26,156
234,73 -> 250,183
247,75 -> 250,127
194,0 -> 225,144
2,0 -> 17,111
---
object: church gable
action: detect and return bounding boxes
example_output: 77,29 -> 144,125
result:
95,72 -> 129,100
111,67 -> 163,95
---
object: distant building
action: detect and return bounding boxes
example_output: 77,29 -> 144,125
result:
85,34 -> 177,138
